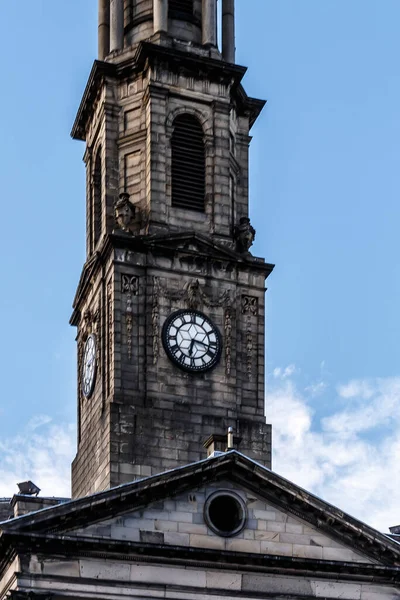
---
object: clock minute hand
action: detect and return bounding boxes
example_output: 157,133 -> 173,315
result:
194,339 -> 207,348
189,339 -> 195,356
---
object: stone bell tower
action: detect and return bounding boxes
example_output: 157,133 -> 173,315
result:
70,0 -> 274,498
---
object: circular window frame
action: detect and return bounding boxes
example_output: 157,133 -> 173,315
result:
204,490 -> 247,538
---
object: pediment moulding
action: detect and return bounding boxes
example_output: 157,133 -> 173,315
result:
2,453 -> 400,569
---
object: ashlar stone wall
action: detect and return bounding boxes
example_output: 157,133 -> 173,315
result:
72,481 -> 372,563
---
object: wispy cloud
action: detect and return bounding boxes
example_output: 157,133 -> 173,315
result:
0,419 -> 75,498
305,381 -> 327,397
268,369 -> 400,532
0,371 -> 399,534
273,364 -> 297,380
337,379 -> 375,400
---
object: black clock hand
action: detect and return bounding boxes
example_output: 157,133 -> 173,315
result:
189,339 -> 195,356
193,339 -> 207,348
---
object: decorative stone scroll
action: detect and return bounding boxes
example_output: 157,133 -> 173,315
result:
107,280 -> 113,395
121,275 -> 138,361
242,295 -> 258,380
81,304 -> 101,377
152,277 -> 160,365
245,320 -> 253,381
83,309 -> 93,334
157,278 -> 231,310
93,306 -> 101,376
77,338 -> 84,398
224,308 -> 233,376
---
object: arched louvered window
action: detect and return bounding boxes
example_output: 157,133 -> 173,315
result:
171,114 -> 205,212
169,0 -> 194,19
93,147 -> 102,247
124,0 -> 132,29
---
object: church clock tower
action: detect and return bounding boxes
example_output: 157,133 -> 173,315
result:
70,0 -> 274,498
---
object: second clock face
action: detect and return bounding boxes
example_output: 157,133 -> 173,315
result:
162,310 -> 222,373
82,334 -> 97,399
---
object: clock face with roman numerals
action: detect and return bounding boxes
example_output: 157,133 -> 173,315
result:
162,310 -> 222,373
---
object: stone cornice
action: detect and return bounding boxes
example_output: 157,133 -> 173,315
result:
1,530 -> 400,585
71,60 -> 116,141
70,232 -> 274,322
71,43 -> 265,141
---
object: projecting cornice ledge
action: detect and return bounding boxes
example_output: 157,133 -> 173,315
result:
71,42 -> 266,141
1,531 -> 400,585
71,60 -> 117,141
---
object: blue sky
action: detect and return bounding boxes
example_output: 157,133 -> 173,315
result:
0,1 -> 399,531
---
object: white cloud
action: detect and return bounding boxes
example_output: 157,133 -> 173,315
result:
273,364 -> 297,380
1,370 -> 399,535
337,379 -> 375,400
0,418 -> 75,498
268,368 -> 400,532
305,381 -> 327,397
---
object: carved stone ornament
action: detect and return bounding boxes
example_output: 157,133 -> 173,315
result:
106,280 -> 113,396
116,249 -> 135,263
83,309 -> 92,333
234,217 -> 256,253
224,308 -> 233,376
114,192 -> 136,234
82,306 -> 100,340
152,278 -> 233,365
122,275 -> 138,361
185,279 -> 204,310
122,274 -> 139,295
77,338 -> 84,397
93,306 -> 101,376
242,296 -> 258,381
157,278 -> 231,310
246,318 -> 254,381
242,295 -> 258,316
152,278 -> 160,365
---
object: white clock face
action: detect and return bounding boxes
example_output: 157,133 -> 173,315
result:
162,310 -> 222,373
82,334 -> 97,398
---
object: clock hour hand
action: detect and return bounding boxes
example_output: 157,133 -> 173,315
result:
189,339 -> 195,356
193,339 -> 207,348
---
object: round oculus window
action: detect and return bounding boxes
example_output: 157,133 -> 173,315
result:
204,491 -> 247,537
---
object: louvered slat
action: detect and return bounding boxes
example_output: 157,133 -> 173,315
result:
169,0 -> 193,19
171,115 -> 205,212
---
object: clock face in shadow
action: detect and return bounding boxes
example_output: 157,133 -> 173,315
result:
82,334 -> 97,398
162,310 -> 222,373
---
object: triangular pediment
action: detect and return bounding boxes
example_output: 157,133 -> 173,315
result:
145,232 -> 242,260
143,232 -> 274,274
109,229 -> 272,266
62,482 -> 373,565
1,452 -> 399,568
